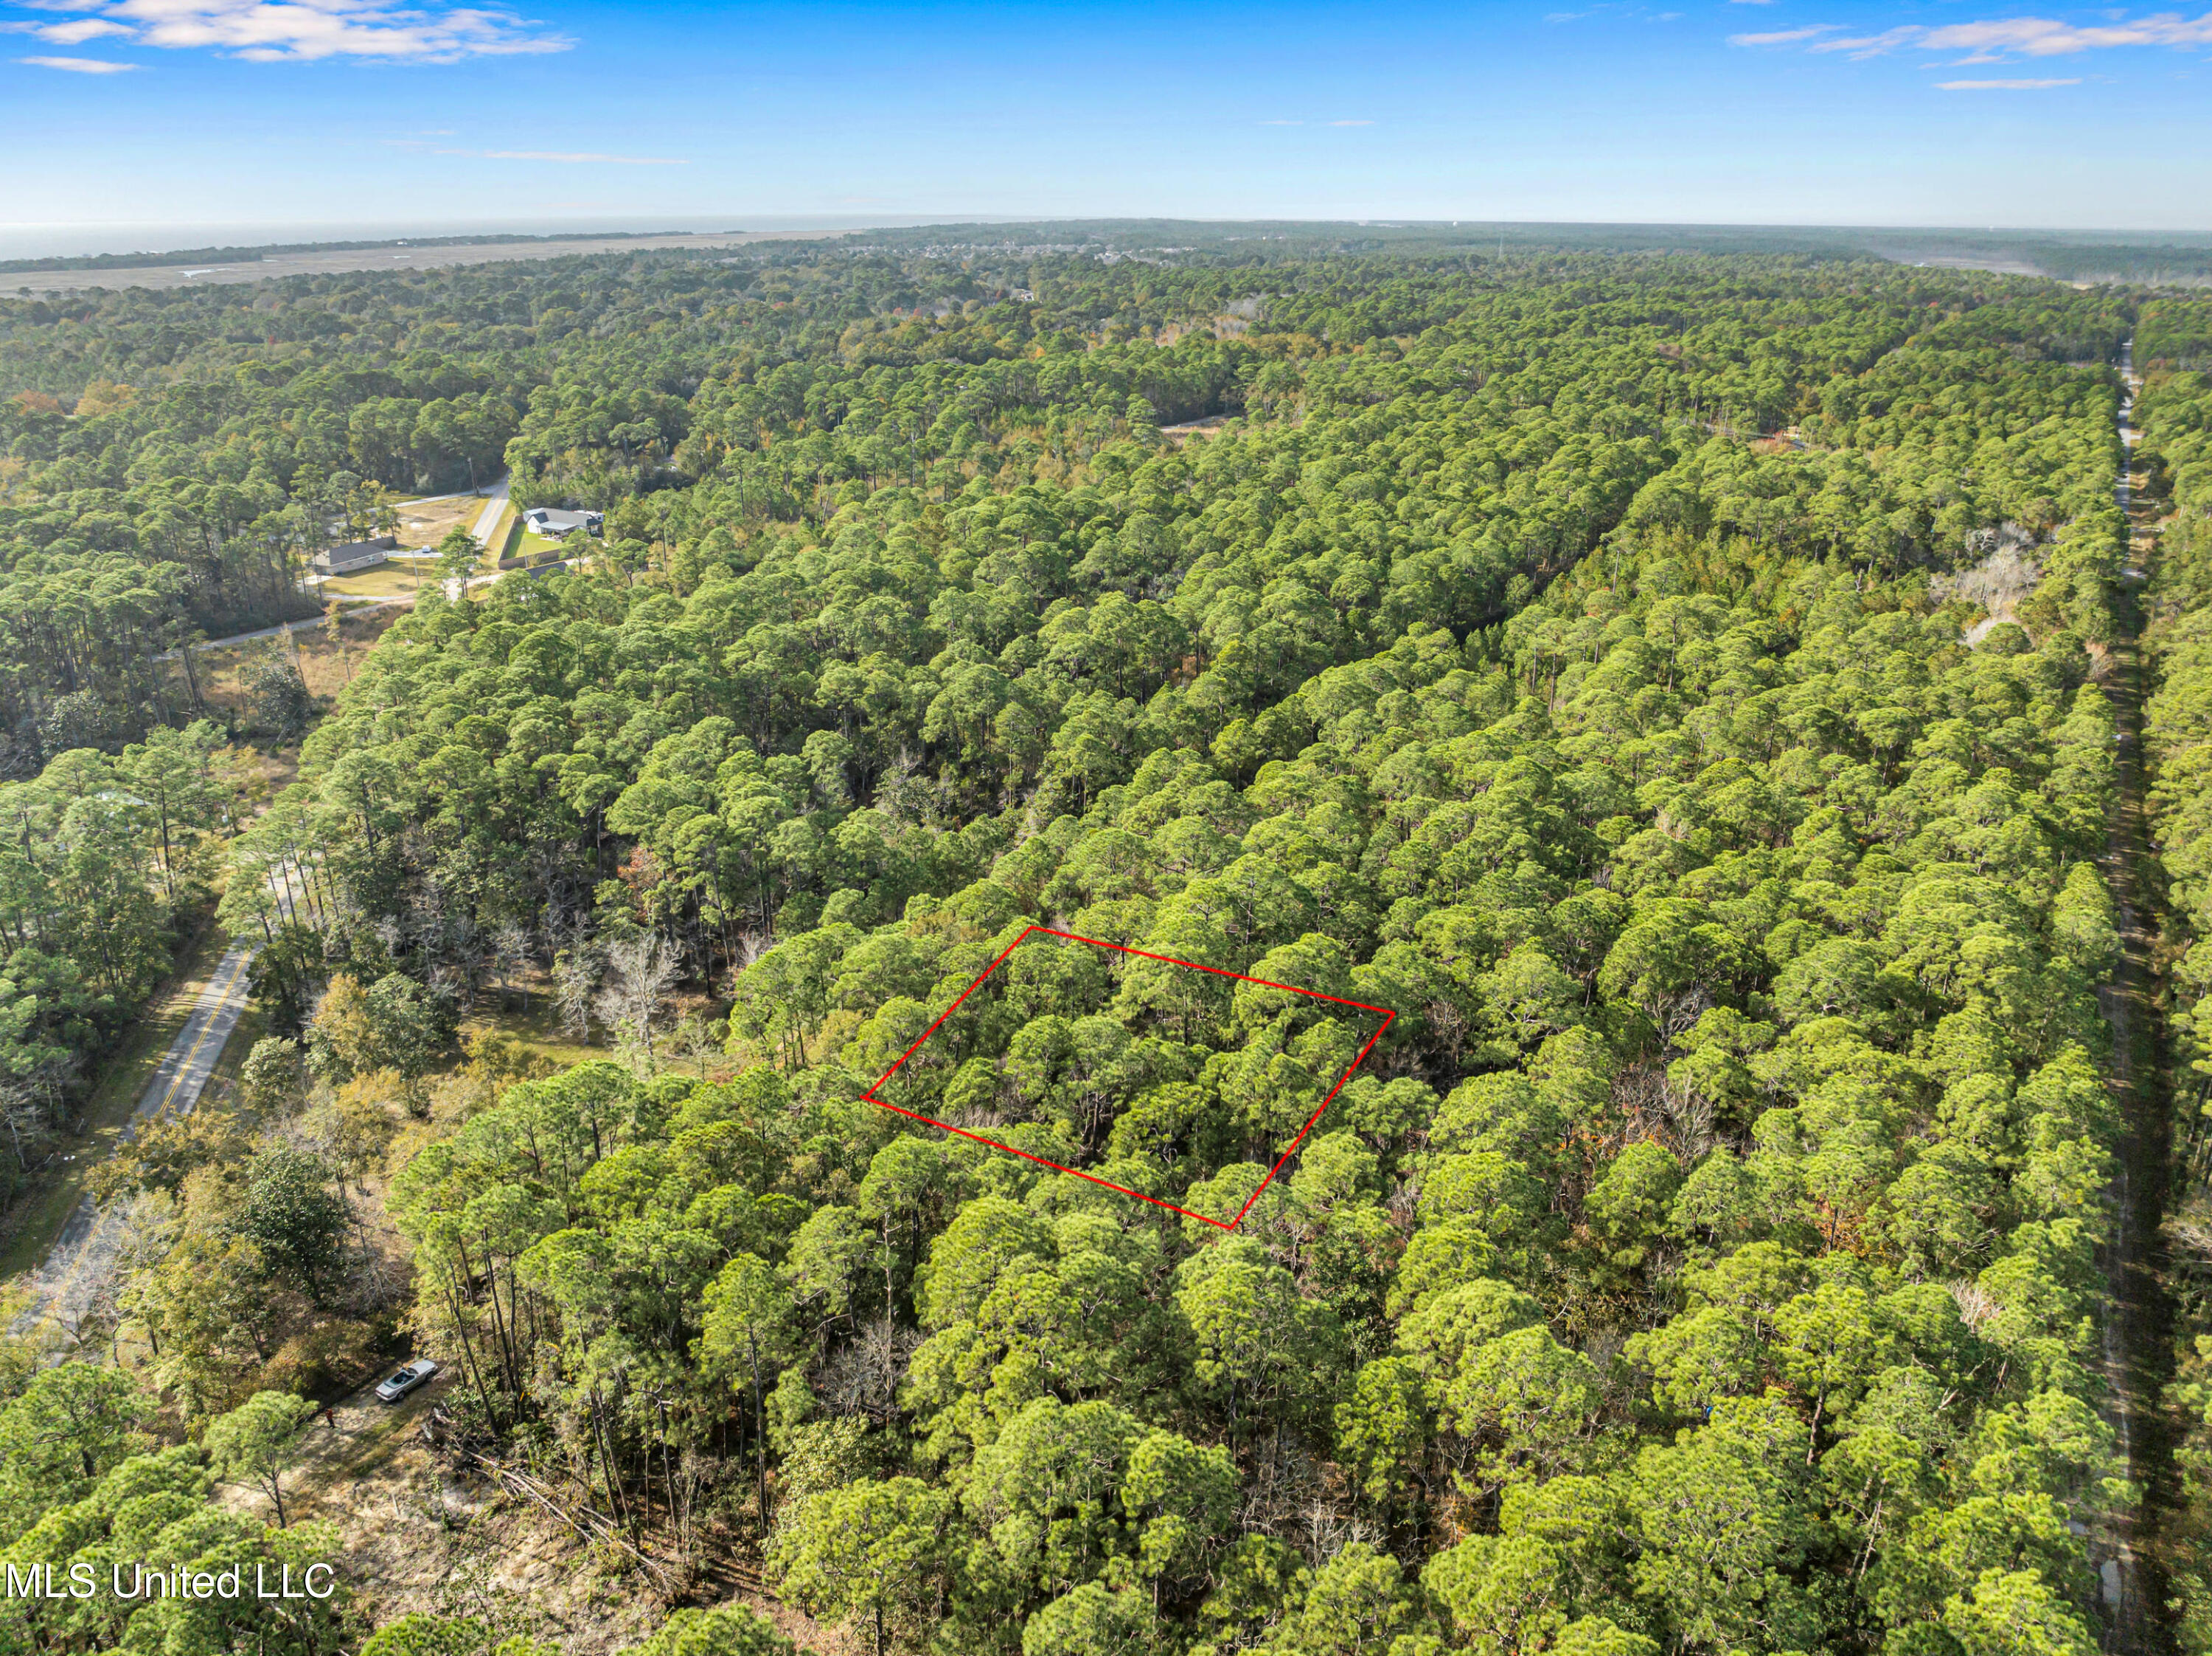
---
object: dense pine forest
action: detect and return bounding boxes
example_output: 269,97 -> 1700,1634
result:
4,236 -> 2205,1656
2135,293 -> 2212,1655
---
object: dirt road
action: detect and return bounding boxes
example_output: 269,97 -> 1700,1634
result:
218,1367 -> 454,1528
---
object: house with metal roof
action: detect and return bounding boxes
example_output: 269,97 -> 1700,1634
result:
311,535 -> 396,575
523,507 -> 604,538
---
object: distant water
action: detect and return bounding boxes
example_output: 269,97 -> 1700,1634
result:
0,214 -> 975,262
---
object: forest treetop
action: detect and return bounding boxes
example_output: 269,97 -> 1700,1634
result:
0,240 -> 2157,1656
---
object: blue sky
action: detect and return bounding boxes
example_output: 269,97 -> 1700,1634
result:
2,0 -> 2209,240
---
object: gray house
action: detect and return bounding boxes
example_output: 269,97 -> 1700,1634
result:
312,534 -> 396,575
523,507 -> 604,539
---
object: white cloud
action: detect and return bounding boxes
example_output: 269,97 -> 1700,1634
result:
383,139 -> 685,164
1924,13 -> 2212,53
16,51 -> 133,68
1775,10 -> 2212,60
1937,74 -> 2082,86
1730,24 -> 1842,44
1329,118 -> 1374,125
18,15 -> 132,40
1806,27 -> 1920,55
478,150 -> 684,164
2,0 -> 571,63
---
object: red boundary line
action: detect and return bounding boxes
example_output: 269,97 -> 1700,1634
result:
858,923 -> 1397,1232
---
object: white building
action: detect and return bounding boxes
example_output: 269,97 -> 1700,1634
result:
311,535 -> 396,575
524,507 -> 604,539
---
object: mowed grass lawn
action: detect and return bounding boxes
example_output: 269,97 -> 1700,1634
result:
517,532 -> 574,564
319,557 -> 437,599
496,520 -> 571,566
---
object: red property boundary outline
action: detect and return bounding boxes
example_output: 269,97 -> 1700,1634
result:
859,924 -> 1396,1232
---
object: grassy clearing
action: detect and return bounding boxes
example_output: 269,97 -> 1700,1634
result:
457,969 -> 728,1082
297,606 -> 405,701
184,605 -> 403,722
463,987 -> 602,1074
319,558 -> 437,600
458,968 -> 730,1076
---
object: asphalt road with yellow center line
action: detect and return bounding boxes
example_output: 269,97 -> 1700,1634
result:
12,937 -> 258,1338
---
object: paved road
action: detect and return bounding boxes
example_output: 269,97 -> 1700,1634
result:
12,939 -> 257,1338
469,476 -> 510,546
131,939 -> 257,1127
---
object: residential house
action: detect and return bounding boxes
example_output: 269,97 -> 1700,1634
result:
523,507 -> 604,539
311,535 -> 396,575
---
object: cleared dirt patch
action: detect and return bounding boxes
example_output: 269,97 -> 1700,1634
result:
184,604 -> 405,715
392,493 -> 490,552
219,1373 -> 840,1653
1161,414 -> 1234,444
